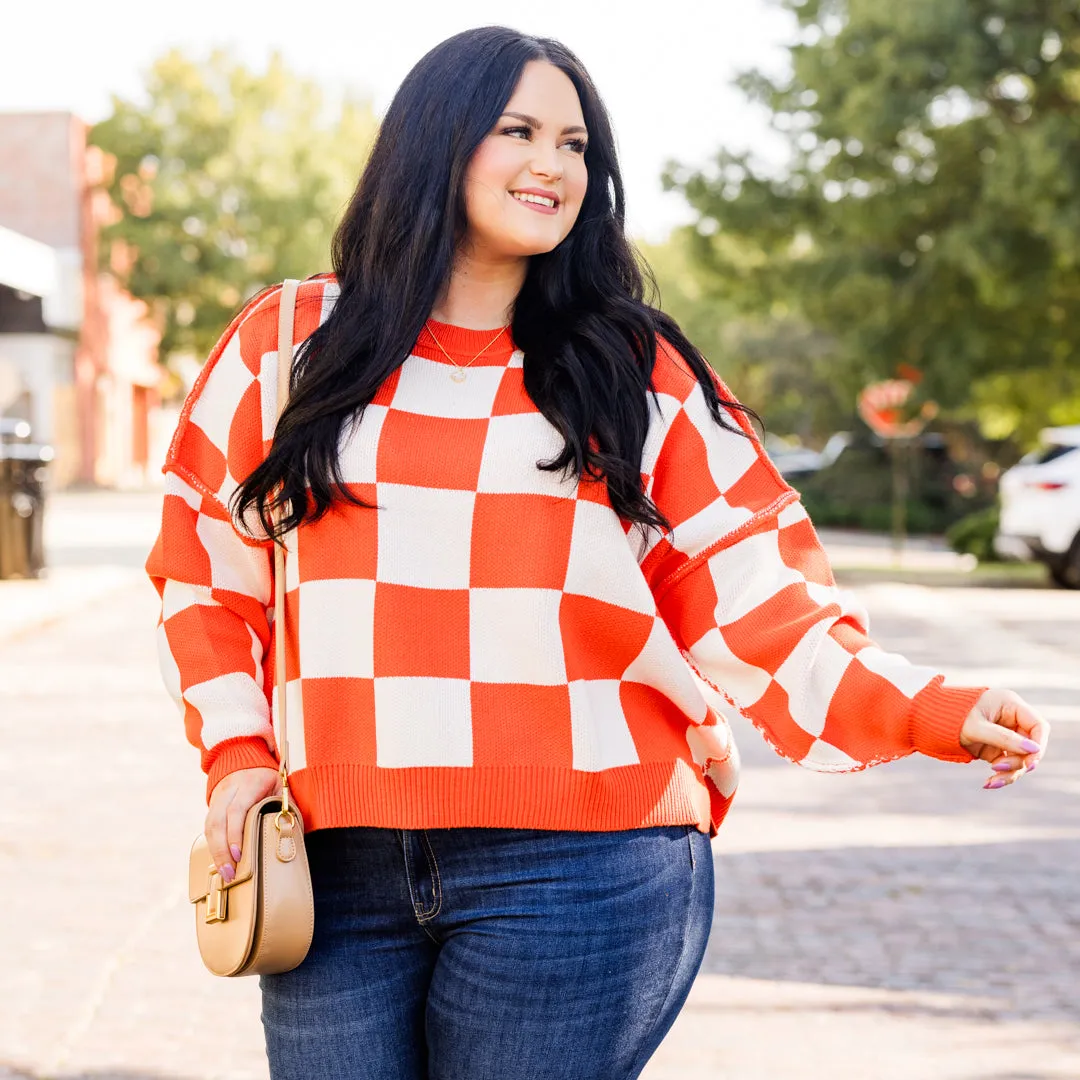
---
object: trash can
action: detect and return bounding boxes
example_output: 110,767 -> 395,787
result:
0,443 -> 53,579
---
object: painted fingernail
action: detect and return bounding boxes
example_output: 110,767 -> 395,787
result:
1026,760 -> 1038,773
230,844 -> 242,862
1020,738 -> 1041,754
984,778 -> 1007,790
992,761 -> 1013,772
220,863 -> 235,883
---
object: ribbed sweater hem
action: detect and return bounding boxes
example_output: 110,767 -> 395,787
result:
286,760 -> 720,837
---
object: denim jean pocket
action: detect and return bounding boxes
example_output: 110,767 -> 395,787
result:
684,824 -> 697,871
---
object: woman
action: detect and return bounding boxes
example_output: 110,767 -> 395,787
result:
147,25 -> 1048,1080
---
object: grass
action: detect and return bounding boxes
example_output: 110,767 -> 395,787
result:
833,560 -> 1052,590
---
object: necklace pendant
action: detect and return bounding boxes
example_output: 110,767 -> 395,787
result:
449,368 -> 467,383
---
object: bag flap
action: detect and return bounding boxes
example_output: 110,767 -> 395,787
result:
187,795 -> 282,903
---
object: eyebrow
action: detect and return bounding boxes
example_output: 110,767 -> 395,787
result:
500,111 -> 588,137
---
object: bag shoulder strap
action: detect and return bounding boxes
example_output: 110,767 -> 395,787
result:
273,279 -> 300,790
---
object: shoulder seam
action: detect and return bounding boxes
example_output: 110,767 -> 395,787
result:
651,489 -> 802,606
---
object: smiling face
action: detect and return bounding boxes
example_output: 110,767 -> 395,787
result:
460,60 -> 589,260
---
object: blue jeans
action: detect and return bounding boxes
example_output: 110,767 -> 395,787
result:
260,824 -> 714,1079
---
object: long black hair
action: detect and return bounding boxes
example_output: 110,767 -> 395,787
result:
234,25 -> 754,542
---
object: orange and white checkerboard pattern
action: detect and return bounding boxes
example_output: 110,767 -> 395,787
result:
146,275 -> 983,837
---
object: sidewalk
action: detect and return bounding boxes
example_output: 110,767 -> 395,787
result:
0,489 -> 161,642
816,527 -> 970,570
0,575 -> 266,1080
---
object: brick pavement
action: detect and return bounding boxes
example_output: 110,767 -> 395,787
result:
651,580 -> 1080,1079
0,491 -> 1077,1079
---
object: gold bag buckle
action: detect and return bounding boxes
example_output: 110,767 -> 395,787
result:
206,870 -> 228,924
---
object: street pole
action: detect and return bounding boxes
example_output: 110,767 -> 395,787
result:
890,436 -> 909,565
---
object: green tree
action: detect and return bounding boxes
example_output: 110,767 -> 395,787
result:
91,49 -> 377,363
640,230 -> 848,441
663,0 -> 1080,445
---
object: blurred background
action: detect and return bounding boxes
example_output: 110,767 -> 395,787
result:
1,3 -> 1078,1079
2,0 -> 1080,582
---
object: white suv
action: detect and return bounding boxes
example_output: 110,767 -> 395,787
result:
995,426 -> 1080,588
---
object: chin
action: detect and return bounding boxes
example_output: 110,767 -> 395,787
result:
471,222 -> 572,259
506,231 -> 569,257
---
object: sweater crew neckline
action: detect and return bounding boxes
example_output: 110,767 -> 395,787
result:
413,317 -> 518,366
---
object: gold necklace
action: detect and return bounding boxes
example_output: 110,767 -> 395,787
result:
423,320 -> 509,383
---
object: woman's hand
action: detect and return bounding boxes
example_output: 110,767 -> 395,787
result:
959,689 -> 1050,789
204,767 -> 281,882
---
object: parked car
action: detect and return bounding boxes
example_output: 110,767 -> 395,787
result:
995,425 -> 1080,588
764,432 -> 850,480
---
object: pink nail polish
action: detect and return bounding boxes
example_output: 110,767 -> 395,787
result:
985,778 -> 1007,790
220,863 -> 235,883
230,844 -> 242,862
1020,738 -> 1041,754
1026,760 -> 1038,773
992,761 -> 1013,772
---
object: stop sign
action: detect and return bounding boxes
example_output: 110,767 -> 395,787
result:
857,379 -> 932,439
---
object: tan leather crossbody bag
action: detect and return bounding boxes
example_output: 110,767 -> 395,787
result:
187,278 -> 315,977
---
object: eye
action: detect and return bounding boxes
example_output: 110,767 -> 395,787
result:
501,126 -> 588,154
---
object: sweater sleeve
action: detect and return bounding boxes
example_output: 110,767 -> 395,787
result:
145,287 -> 285,801
641,342 -> 985,772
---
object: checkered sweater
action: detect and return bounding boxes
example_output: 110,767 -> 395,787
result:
146,275 -> 981,837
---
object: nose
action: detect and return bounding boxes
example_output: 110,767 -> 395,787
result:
529,140 -> 563,180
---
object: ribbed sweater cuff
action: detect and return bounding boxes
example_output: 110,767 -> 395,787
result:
204,736 -> 280,803
909,681 -> 987,763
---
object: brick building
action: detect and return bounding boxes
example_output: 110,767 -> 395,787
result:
0,111 -> 162,488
